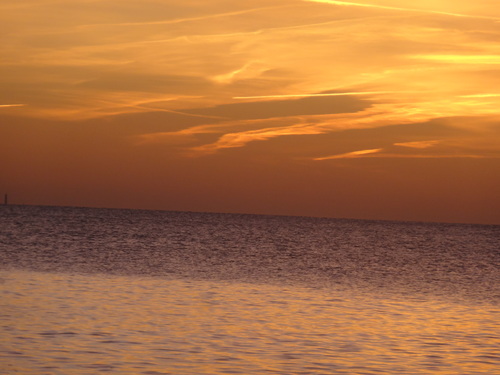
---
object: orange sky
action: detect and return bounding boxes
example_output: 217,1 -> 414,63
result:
1,0 -> 499,224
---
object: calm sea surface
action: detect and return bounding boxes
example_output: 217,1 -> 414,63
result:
0,205 -> 498,374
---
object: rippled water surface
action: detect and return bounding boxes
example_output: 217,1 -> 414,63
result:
1,205 -> 499,374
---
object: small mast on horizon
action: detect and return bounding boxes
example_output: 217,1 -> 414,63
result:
4,193 -> 7,205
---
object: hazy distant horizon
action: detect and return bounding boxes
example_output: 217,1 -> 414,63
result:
3,201 -> 499,227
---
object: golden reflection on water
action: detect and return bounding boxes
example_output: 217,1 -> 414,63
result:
1,270 -> 498,374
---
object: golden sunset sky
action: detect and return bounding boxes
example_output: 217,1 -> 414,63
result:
1,0 -> 499,224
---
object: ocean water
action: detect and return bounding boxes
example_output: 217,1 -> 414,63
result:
0,205 -> 498,374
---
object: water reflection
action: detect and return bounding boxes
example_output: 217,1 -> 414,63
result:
1,270 -> 498,374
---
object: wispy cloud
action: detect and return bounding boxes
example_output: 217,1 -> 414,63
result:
212,61 -> 269,84
313,148 -> 489,160
130,104 -> 226,121
0,104 -> 26,108
137,123 -> 232,145
304,0 -> 500,20
314,148 -> 382,160
393,140 -> 439,149
77,5 -> 293,29
190,123 -> 325,155
234,91 -> 404,99
460,94 -> 500,98
411,55 -> 500,64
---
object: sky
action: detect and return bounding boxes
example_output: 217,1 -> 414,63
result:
1,0 -> 500,224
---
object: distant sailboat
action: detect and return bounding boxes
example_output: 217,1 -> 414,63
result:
4,194 -> 7,205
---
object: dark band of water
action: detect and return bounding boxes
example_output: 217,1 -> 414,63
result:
1,205 -> 498,304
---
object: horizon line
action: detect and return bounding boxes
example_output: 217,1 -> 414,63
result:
3,202 -> 498,227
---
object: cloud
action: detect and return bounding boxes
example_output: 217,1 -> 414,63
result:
190,123 -> 327,155
411,55 -> 500,64
313,148 -> 489,161
0,104 -> 26,108
314,148 -> 383,160
383,153 -> 487,159
211,61 -> 269,84
136,122 -> 231,145
311,126 -> 500,160
393,140 -> 439,149
77,5 -> 292,29
460,94 -> 500,98
187,94 -> 368,120
77,72 -> 215,94
234,91 -> 404,99
304,0 -> 500,20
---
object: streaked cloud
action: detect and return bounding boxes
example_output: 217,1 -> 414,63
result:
77,5 -> 292,29
460,94 -> 500,98
212,61 -> 269,84
234,91 -> 404,99
411,55 -> 500,64
304,0 -> 500,20
191,124 -> 326,155
0,104 -> 26,108
314,148 -> 383,160
313,147 -> 490,160
394,140 -> 439,149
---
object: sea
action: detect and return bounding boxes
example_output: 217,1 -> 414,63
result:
0,205 -> 498,374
